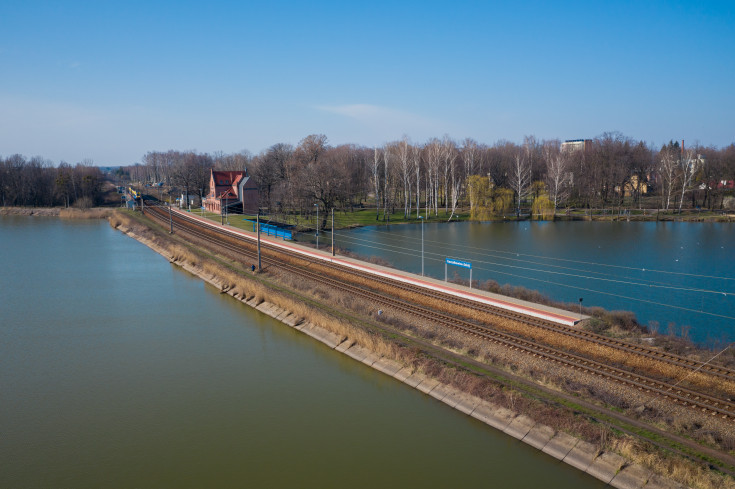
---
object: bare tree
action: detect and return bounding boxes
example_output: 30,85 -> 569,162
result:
447,143 -> 462,220
396,137 -> 413,217
544,142 -> 570,217
412,144 -> 422,218
658,143 -> 679,210
383,144 -> 391,221
425,138 -> 442,216
372,147 -> 381,220
460,138 -> 479,211
441,136 -> 456,213
214,150 -> 252,171
511,151 -> 531,218
677,148 -> 697,213
251,143 -> 293,213
629,141 -> 654,209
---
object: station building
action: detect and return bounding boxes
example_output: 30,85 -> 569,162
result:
203,169 -> 258,214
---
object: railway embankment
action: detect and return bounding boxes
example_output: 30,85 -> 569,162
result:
108,210 -> 716,489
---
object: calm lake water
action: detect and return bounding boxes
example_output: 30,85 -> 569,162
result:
0,217 -> 603,488
332,221 -> 735,345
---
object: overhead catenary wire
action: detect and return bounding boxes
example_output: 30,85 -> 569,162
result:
344,219 -> 735,282
243,207 -> 734,292
340,227 -> 690,287
165,204 -> 735,322
333,231 -> 734,296
327,229 -> 735,321
325,219 -> 725,290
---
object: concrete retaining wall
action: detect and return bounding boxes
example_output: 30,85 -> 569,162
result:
239,296 -> 684,488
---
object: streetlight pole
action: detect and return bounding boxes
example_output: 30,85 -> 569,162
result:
420,215 -> 424,276
331,207 -> 335,257
315,203 -> 319,249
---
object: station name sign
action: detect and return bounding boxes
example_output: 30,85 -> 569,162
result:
445,258 -> 472,269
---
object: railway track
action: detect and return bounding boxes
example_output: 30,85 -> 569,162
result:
142,203 -> 735,420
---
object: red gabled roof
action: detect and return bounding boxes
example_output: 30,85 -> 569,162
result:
211,170 -> 247,183
218,188 -> 238,199
209,169 -> 249,201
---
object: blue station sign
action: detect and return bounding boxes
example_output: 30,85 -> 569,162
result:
446,258 -> 472,269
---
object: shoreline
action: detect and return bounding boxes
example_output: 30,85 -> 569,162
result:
0,206 -> 62,216
0,206 -> 115,219
1,204 -> 733,224
112,216 -> 682,489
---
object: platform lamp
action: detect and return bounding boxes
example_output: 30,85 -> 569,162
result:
579,297 -> 583,318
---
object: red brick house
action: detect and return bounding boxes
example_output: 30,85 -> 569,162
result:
204,169 -> 258,214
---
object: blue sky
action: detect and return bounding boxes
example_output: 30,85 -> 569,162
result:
1,0 -> 733,165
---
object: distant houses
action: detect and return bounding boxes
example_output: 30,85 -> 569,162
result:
203,169 -> 258,214
560,139 -> 592,153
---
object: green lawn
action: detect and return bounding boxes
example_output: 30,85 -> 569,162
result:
329,208 -> 469,228
183,207 -> 471,231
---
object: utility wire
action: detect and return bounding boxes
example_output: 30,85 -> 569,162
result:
240,211 -> 735,306
329,231 -> 735,320
333,232 -> 734,296
333,224 -> 733,290
672,345 -> 732,388
356,222 -> 735,282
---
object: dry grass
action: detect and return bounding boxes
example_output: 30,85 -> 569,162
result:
319,256 -> 735,397
0,206 -> 61,216
59,207 -> 114,219
613,436 -> 735,489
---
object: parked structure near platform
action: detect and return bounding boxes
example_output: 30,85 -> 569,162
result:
204,169 -> 258,214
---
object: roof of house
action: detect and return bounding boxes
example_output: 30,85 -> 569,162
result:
212,170 -> 247,182
208,170 -> 248,200
218,188 -> 238,199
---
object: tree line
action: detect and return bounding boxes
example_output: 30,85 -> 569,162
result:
5,132 -> 735,219
129,133 -> 730,225
0,155 -> 104,208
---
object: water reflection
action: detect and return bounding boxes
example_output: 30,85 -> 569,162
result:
335,221 -> 735,344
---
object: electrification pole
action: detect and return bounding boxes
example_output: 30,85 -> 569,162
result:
257,211 -> 261,271
420,215 -> 424,276
315,203 -> 319,249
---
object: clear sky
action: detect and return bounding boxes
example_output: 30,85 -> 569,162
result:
1,0 -> 733,166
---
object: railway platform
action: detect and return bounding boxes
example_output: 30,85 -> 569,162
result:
174,207 -> 587,327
